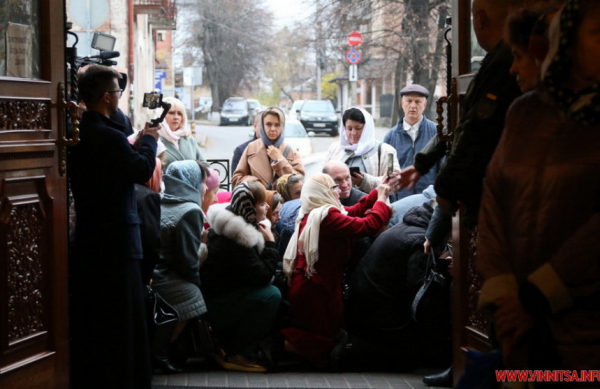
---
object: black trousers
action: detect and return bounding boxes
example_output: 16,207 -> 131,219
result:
70,255 -> 151,389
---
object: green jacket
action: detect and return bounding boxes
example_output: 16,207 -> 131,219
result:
155,175 -> 203,290
161,135 -> 207,169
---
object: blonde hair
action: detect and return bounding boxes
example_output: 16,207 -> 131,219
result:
162,96 -> 188,131
262,107 -> 285,128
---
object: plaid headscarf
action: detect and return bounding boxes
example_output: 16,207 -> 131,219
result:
542,0 -> 599,126
228,182 -> 258,226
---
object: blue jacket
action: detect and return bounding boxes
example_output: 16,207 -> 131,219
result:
276,199 -> 301,257
384,116 -> 442,200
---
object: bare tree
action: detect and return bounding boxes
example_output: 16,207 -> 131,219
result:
265,25 -> 314,104
176,0 -> 274,110
306,0 -> 450,119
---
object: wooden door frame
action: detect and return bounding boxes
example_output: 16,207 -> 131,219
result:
0,1 -> 69,388
450,0 -> 492,385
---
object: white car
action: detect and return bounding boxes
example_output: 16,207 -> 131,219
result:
288,100 -> 305,120
284,119 -> 314,158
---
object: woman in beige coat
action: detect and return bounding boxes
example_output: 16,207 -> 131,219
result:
232,107 -> 305,189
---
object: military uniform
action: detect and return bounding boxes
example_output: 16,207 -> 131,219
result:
414,41 -> 522,227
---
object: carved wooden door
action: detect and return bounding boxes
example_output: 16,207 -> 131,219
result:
448,0 -> 492,385
0,1 -> 70,388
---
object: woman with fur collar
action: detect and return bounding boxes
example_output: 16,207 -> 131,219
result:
280,173 -> 393,369
232,107 -> 305,189
201,182 -> 282,373
325,107 -> 400,193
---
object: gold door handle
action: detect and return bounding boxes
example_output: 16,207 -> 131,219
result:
56,82 -> 80,176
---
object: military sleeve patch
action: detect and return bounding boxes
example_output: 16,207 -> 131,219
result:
475,94 -> 499,119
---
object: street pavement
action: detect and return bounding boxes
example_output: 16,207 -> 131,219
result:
193,117 -> 392,181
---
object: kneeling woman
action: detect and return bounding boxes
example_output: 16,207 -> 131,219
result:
281,173 -> 392,369
201,182 -> 282,372
152,160 -> 209,372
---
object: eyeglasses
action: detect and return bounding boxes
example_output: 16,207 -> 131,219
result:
107,89 -> 123,98
330,184 -> 340,190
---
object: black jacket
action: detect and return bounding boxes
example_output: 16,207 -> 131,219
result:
231,137 -> 255,173
346,204 -> 433,334
201,203 -> 279,297
69,110 -> 157,260
135,184 -> 161,284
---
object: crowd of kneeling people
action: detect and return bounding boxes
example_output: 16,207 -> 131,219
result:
65,1 -> 599,388
134,0 -> 600,378
141,99 -> 452,374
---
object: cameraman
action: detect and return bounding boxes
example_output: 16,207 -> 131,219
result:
68,64 -> 158,389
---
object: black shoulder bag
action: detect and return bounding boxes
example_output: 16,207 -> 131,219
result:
411,249 -> 452,326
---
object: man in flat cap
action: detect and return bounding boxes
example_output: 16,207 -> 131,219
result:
383,84 -> 442,201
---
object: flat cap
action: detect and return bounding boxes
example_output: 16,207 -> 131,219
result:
400,84 -> 429,98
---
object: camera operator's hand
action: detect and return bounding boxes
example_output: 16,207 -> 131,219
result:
142,122 -> 159,141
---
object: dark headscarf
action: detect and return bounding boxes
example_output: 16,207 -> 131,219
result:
259,107 -> 286,149
228,182 -> 258,226
542,0 -> 599,126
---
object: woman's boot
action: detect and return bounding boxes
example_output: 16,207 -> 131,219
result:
151,322 -> 184,374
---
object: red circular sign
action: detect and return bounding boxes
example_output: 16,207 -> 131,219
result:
347,31 -> 363,47
345,49 -> 362,64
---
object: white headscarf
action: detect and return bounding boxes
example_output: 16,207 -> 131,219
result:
340,107 -> 379,157
283,174 -> 347,278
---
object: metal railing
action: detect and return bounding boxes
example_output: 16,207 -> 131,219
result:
206,159 -> 231,192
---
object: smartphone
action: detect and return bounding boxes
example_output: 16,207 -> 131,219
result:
142,92 -> 163,109
387,154 -> 394,178
349,166 -> 360,176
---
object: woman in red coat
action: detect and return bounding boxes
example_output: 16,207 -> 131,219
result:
281,173 -> 393,368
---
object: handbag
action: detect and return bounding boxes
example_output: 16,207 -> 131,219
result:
187,315 -> 216,357
147,285 -> 178,327
411,249 -> 451,326
146,285 -> 178,353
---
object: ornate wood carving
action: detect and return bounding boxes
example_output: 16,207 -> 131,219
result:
466,227 -> 488,333
1,177 -> 51,345
6,203 -> 46,342
0,100 -> 50,130
0,151 -> 54,162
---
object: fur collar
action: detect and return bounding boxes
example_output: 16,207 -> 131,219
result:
207,203 -> 265,253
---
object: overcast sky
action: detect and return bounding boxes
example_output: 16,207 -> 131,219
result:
266,0 -> 312,29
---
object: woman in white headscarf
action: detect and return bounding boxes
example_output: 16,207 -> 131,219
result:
280,173 -> 392,369
325,107 -> 400,193
158,96 -> 207,169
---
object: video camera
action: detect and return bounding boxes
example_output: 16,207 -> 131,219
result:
143,91 -> 172,127
66,21 -> 126,102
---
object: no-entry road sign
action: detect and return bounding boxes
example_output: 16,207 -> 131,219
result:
345,49 -> 362,65
347,31 -> 363,46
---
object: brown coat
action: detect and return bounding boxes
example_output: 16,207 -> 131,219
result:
232,139 -> 305,188
477,91 -> 600,371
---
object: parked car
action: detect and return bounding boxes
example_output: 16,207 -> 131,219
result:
288,100 -> 305,120
297,100 -> 339,137
247,98 -> 262,124
284,120 -> 314,158
248,119 -> 314,158
220,97 -> 252,126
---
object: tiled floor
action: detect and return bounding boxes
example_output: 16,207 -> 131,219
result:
152,366 -> 445,388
